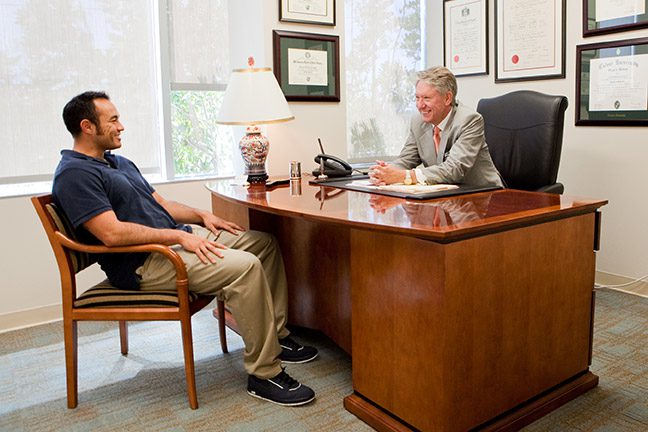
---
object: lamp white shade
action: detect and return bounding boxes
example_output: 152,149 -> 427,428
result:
216,67 -> 294,125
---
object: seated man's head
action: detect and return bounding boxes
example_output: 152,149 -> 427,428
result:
62,91 -> 124,152
415,66 -> 457,125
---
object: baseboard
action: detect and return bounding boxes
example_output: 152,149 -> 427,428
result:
596,270 -> 648,298
0,304 -> 61,333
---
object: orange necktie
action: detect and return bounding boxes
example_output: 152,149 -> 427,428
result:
434,126 -> 441,154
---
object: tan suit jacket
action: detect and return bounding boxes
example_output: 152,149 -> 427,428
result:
392,101 -> 503,187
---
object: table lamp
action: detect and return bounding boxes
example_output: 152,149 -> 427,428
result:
216,57 -> 294,183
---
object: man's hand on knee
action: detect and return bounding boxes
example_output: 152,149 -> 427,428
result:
179,231 -> 227,264
202,213 -> 245,236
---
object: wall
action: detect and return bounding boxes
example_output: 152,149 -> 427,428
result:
230,0 -> 348,177
2,1 -> 648,331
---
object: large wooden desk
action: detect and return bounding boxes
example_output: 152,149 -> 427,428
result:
207,178 -> 606,432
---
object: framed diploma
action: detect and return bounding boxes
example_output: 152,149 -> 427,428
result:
279,0 -> 336,26
583,0 -> 648,36
495,0 -> 566,82
576,37 -> 648,126
272,30 -> 340,102
443,0 -> 488,77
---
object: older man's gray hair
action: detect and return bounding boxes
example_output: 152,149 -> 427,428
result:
417,66 -> 458,104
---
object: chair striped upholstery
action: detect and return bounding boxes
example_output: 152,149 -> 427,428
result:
45,202 -> 194,309
75,280 -> 199,308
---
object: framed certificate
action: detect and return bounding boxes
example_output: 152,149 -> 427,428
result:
583,0 -> 648,36
272,30 -> 340,102
279,0 -> 336,26
443,0 -> 489,77
495,0 -> 566,82
576,37 -> 648,126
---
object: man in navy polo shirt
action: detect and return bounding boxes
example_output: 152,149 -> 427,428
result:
53,91 -> 317,406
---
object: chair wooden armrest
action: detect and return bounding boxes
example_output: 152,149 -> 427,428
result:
53,231 -> 189,288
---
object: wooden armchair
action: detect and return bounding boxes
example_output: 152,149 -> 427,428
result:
31,193 -> 229,409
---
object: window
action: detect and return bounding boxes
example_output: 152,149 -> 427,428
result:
345,0 -> 425,160
0,0 -> 233,197
166,0 -> 235,179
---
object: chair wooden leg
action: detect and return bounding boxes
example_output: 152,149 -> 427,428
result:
217,300 -> 228,354
119,321 -> 129,355
180,316 -> 199,409
63,318 -> 78,408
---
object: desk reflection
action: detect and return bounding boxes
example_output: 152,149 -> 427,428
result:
366,193 -> 491,229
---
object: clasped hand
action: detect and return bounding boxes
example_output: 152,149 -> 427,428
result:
368,160 -> 405,185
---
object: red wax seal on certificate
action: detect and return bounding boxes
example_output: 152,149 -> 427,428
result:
454,55 -> 459,63
511,54 -> 519,64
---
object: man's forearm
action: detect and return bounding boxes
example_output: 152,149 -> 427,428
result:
86,214 -> 186,248
106,222 -> 187,247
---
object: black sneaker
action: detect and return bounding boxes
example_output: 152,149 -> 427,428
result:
279,336 -> 319,364
247,369 -> 315,406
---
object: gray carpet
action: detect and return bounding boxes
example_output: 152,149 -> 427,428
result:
1,288 -> 646,431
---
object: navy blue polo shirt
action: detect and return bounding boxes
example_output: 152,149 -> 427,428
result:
52,150 -> 191,289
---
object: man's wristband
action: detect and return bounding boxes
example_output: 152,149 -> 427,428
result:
404,169 -> 413,185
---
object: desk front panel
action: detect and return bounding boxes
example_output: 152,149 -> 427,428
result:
350,213 -> 597,431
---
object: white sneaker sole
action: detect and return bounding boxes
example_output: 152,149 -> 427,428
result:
247,390 -> 316,407
280,352 -> 319,364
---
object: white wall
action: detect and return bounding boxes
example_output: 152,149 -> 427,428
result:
2,1 -> 648,331
227,0 -> 347,178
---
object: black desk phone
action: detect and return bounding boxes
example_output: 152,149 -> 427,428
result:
312,154 -> 353,177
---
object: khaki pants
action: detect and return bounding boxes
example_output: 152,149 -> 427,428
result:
136,225 -> 288,379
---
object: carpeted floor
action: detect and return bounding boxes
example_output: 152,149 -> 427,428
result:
1,288 -> 646,431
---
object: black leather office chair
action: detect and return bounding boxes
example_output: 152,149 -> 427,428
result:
476,90 -> 568,194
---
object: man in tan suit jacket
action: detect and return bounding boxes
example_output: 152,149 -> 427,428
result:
369,66 -> 503,188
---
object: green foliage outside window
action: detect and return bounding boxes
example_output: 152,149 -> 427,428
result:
170,90 -> 235,177
346,0 -> 421,159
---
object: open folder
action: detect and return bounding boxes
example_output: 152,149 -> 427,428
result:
348,179 -> 460,195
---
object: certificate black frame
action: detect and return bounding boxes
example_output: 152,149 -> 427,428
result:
443,0 -> 489,77
583,0 -> 648,37
576,37 -> 648,126
279,0 -> 336,26
272,30 -> 340,102
495,0 -> 566,82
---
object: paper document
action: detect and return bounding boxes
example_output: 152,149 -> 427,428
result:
348,180 -> 459,195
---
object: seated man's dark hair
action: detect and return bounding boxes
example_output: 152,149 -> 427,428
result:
62,91 -> 110,137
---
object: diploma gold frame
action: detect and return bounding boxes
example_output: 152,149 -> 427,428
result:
583,0 -> 648,37
443,0 -> 489,77
576,37 -> 648,126
495,0 -> 566,82
279,0 -> 336,26
272,30 -> 340,102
